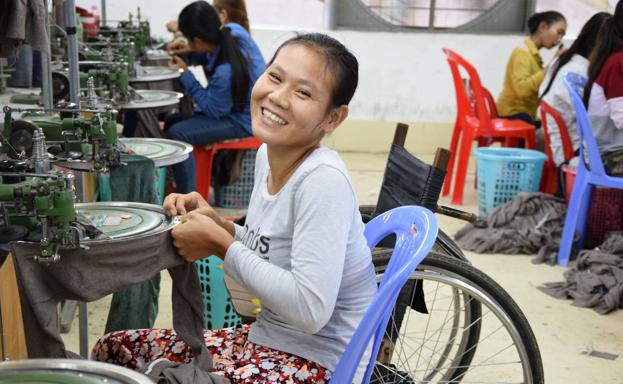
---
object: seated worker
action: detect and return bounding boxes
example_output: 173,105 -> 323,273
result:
164,19 -> 186,51
539,12 -> 611,166
165,0 -> 265,194
92,33 -> 377,383
497,11 -> 567,126
584,1 -> 623,176
214,0 -> 250,32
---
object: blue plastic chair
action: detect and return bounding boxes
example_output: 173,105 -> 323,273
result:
557,73 -> 623,266
330,205 -> 438,383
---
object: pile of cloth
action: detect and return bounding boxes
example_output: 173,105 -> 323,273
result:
538,233 -> 623,314
454,192 -> 567,263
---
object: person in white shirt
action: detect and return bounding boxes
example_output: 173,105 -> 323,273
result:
539,12 -> 611,166
584,2 -> 623,175
93,33 -> 377,384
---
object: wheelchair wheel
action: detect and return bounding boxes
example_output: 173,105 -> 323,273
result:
432,228 -> 468,262
371,252 -> 544,384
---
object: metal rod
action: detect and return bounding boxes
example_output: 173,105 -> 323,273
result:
41,0 -> 54,110
78,301 -> 89,358
101,0 -> 107,26
323,0 -> 337,30
428,0 -> 436,29
65,0 -> 81,107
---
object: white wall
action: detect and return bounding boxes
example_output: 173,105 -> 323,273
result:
76,0 -> 325,39
76,1 -> 570,124
251,29 -> 527,123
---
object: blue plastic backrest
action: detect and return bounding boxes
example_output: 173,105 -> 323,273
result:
330,205 -> 438,384
563,73 -> 607,176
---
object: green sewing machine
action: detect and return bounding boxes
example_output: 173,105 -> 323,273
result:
53,63 -> 130,105
0,171 -> 79,263
0,124 -> 80,263
2,106 -> 121,172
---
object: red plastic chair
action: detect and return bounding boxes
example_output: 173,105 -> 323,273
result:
194,137 -> 263,200
442,48 -> 537,205
539,100 -> 576,194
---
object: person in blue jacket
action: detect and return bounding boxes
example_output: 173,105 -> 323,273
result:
166,0 -> 265,193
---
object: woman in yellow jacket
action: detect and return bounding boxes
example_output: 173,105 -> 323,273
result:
497,11 -> 567,127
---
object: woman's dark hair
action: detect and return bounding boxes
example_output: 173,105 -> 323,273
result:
527,11 -> 566,35
540,12 -> 611,99
214,0 -> 250,32
178,1 -> 250,111
583,1 -> 623,106
268,33 -> 359,108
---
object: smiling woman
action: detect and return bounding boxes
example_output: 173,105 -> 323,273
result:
93,33 -> 377,384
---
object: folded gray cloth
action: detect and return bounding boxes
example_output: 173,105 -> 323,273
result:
538,233 -> 623,314
9,228 -> 212,372
454,192 -> 567,262
143,359 -> 229,384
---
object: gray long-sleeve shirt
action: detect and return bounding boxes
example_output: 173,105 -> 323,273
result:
224,144 -> 377,372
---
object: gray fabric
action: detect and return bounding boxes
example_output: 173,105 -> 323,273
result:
142,359 -> 229,384
538,234 -> 623,314
9,229 -> 213,372
0,0 -> 49,58
104,154 -> 160,333
454,193 -> 567,262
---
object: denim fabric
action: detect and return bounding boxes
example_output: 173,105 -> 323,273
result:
7,45 -> 33,88
166,113 -> 250,193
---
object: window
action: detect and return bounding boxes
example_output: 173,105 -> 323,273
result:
360,0 -> 501,29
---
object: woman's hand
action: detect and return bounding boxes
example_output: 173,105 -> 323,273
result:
163,192 -> 236,236
168,55 -> 188,73
163,191 -> 208,215
172,211 -> 234,262
166,39 -> 192,56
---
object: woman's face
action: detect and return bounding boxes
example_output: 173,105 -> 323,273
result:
216,8 -> 229,25
539,20 -> 567,49
250,44 -> 347,148
187,37 -> 217,54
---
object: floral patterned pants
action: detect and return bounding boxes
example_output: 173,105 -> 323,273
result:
91,324 -> 331,383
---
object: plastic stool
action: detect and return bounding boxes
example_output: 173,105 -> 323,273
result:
194,137 -> 262,200
195,256 -> 241,330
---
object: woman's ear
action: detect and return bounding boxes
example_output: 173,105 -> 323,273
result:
323,105 -> 349,135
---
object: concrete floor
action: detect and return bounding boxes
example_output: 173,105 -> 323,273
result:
61,150 -> 623,383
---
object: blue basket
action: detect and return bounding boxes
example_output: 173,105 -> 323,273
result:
475,147 -> 547,215
215,149 -> 257,209
195,256 -> 241,330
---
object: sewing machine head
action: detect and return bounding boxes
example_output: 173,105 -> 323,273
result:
2,106 -> 121,173
0,172 -> 80,263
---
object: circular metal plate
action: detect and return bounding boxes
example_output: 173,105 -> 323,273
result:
120,138 -> 192,167
129,66 -> 180,83
145,50 -> 171,61
54,158 -> 95,171
0,359 -> 154,384
86,41 -> 130,47
76,202 -> 176,242
118,90 -> 182,110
